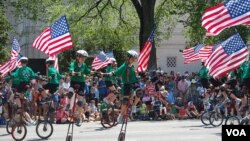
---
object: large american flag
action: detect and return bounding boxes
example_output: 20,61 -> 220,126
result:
0,38 -> 21,76
91,51 -> 114,70
137,28 -> 155,72
205,33 -> 248,78
182,44 -> 204,64
202,0 -> 250,36
32,16 -> 73,56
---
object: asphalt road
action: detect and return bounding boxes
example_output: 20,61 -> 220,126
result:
0,119 -> 221,141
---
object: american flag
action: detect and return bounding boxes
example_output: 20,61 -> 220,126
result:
91,51 -> 114,70
202,0 -> 250,36
11,38 -> 20,57
199,45 -> 213,62
199,41 -> 222,62
205,33 -> 248,78
137,28 -> 155,72
47,55 -> 59,71
0,38 -> 21,76
32,16 -> 73,56
182,44 -> 204,64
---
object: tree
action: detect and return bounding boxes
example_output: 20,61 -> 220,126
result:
5,0 -> 177,71
0,1 -> 11,64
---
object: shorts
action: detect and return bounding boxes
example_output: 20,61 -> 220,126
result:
70,81 -> 85,94
18,82 -> 29,92
243,78 -> 250,92
123,84 -> 132,97
45,83 -> 58,94
77,101 -> 84,107
200,78 -> 209,89
105,81 -> 113,88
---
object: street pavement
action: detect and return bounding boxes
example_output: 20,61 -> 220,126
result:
0,119 -> 221,141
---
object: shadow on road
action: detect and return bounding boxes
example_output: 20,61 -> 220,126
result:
214,133 -> 222,136
0,133 -> 9,137
26,139 -> 44,141
179,125 -> 205,128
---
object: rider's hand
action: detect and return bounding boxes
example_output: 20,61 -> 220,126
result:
70,72 -> 75,76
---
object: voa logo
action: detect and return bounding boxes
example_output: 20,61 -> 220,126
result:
226,129 -> 246,136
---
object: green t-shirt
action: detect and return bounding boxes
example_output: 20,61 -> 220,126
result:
228,71 -> 236,79
139,104 -> 147,114
47,66 -> 62,84
105,65 -> 116,83
69,61 -> 91,82
12,66 -> 36,82
197,66 -> 209,79
113,62 -> 137,84
100,103 -> 106,112
241,61 -> 250,79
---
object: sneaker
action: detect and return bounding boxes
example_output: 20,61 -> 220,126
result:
75,118 -> 82,127
117,114 -> 124,124
132,105 -> 137,113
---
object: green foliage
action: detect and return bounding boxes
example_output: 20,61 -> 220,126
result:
0,7 -> 11,64
173,0 -> 250,47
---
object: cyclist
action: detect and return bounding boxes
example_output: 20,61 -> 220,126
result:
45,58 -> 63,111
197,62 -> 209,91
68,50 -> 95,126
102,50 -> 141,123
10,56 -> 37,125
45,58 -> 62,94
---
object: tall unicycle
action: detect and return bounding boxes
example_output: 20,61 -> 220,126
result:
65,85 -> 79,141
117,100 -> 131,141
118,118 -> 127,141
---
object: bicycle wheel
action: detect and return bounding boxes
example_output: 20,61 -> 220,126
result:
118,132 -> 125,141
201,111 -> 210,125
101,109 -> 116,128
36,121 -> 53,139
6,119 -> 15,134
66,135 -> 72,141
11,124 -> 27,141
209,112 -> 224,127
225,116 -> 240,125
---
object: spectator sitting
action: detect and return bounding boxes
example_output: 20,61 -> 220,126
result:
55,105 -> 68,124
138,101 -> 148,120
185,101 -> 200,119
89,100 -> 100,121
174,97 -> 188,120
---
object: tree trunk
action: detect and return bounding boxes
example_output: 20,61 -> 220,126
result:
132,0 -> 157,71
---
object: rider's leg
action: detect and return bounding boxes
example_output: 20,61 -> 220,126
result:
132,95 -> 140,113
117,97 -> 129,123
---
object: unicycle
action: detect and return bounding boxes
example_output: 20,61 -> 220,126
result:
65,84 -> 80,141
118,119 -> 127,141
117,98 -> 131,141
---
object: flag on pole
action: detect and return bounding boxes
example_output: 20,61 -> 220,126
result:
202,0 -> 250,36
198,42 -> 222,62
47,55 -> 59,71
11,38 -> 21,58
198,45 -> 213,62
91,51 -> 114,70
32,16 -> 73,56
182,44 -> 204,64
205,33 -> 248,78
137,28 -> 156,72
0,38 -> 21,76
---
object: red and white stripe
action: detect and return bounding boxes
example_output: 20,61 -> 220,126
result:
199,45 -> 213,62
137,40 -> 152,72
202,3 -> 250,36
